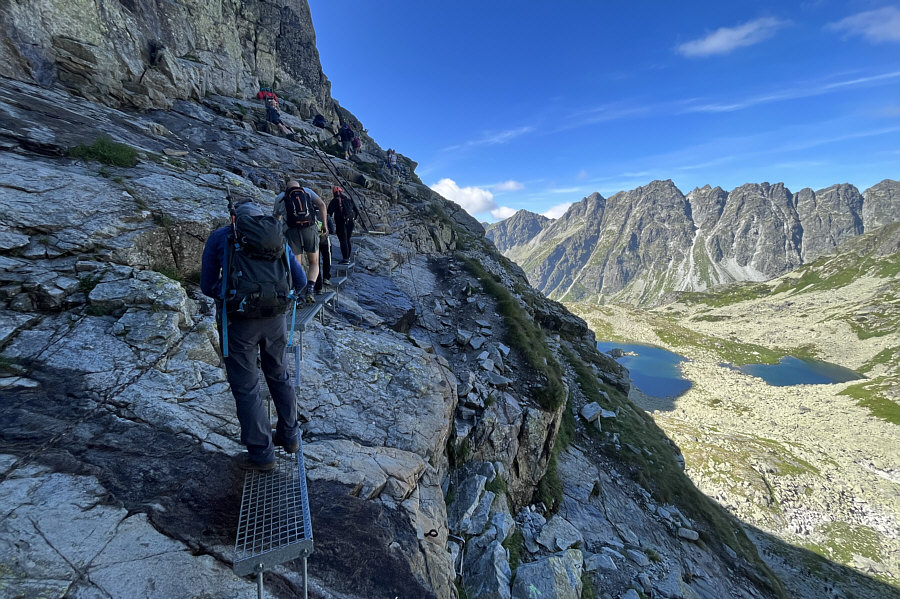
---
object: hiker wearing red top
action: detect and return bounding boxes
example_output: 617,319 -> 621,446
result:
327,186 -> 360,263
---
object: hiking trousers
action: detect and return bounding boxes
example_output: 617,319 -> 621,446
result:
222,314 -> 299,464
336,218 -> 355,261
315,234 -> 332,291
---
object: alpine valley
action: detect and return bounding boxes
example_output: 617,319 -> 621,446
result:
487,182 -> 900,594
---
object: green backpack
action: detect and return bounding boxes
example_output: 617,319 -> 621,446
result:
224,213 -> 293,319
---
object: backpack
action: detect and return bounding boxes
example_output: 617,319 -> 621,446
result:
284,187 -> 314,229
223,214 -> 293,319
352,136 -> 361,149
312,114 -> 327,128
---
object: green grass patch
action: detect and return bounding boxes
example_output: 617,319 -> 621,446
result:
858,347 -> 899,375
803,522 -> 883,566
502,528 -> 524,572
78,273 -> 102,294
68,135 -> 139,167
462,257 -> 566,411
580,571 -> 596,599
652,317 -> 783,365
537,452 -> 564,513
839,379 -> 900,425
154,267 -> 184,283
678,282 -> 772,307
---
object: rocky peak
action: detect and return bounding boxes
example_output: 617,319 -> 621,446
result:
484,209 -> 551,254
863,179 -> 900,231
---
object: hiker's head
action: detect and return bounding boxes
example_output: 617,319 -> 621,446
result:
234,201 -> 264,218
332,186 -> 342,196
285,180 -> 301,193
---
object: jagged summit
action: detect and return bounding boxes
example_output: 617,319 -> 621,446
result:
486,178 -> 900,305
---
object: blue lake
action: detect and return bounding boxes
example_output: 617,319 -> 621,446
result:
596,342 -> 691,398
736,356 -> 863,386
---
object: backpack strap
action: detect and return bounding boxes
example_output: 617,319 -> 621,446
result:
220,242 -> 230,357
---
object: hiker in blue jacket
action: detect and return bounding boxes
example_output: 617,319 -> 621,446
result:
200,201 -> 307,471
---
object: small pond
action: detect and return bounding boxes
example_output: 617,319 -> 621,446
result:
596,341 -> 691,398
736,356 -> 863,386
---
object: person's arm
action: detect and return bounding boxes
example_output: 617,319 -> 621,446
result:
273,192 -> 285,221
327,197 -> 336,217
307,189 -> 328,235
287,246 -> 308,291
200,228 -> 227,298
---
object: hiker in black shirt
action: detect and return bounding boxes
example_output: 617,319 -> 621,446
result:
338,123 -> 354,160
327,186 -> 359,263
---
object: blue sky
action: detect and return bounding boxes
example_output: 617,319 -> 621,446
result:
308,1 -> 900,221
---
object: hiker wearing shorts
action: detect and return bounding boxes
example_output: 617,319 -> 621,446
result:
274,181 -> 328,296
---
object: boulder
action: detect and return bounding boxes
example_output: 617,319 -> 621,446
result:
511,549 -> 583,599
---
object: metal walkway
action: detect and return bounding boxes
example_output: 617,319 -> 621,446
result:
234,447 -> 314,597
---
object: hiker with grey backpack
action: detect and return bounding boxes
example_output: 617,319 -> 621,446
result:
273,181 -> 329,299
200,199 -> 308,471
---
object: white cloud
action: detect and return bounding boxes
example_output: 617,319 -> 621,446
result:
430,178 -> 498,216
492,180 -> 525,192
677,17 -> 787,57
548,187 -> 583,194
491,206 -> 518,219
827,7 -> 900,43
685,70 -> 900,112
542,203 -> 572,219
442,126 -> 535,152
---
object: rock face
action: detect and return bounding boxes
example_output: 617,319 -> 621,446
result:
484,209 -> 550,254
0,0 -> 332,114
486,179 -> 900,305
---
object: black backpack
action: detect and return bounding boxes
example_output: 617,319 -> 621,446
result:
224,213 -> 293,319
284,187 -> 314,229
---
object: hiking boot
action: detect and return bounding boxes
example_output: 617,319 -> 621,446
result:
273,433 -> 300,454
236,454 -> 276,472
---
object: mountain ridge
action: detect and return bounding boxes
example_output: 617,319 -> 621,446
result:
486,178 -> 900,305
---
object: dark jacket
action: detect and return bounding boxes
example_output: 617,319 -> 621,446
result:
200,225 -> 307,299
338,125 -> 354,142
327,193 -> 360,223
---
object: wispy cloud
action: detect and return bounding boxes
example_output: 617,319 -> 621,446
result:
685,70 -> 900,113
826,7 -> 900,43
677,17 -> 788,57
442,126 -> 535,152
429,177 -> 516,220
548,187 -> 583,194
542,203 -> 572,219
491,180 -> 525,192
491,206 -> 517,219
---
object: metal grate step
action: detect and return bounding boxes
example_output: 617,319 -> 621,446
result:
234,448 -> 314,577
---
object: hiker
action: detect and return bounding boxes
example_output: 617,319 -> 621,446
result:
352,135 -> 361,155
328,186 -> 360,263
314,213 -> 336,293
273,180 -> 329,297
338,123 -> 354,159
386,148 -> 398,175
265,98 -> 294,136
200,200 -> 307,471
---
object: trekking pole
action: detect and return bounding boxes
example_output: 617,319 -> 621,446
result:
220,186 -> 238,358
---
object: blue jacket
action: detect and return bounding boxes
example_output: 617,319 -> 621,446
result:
200,225 -> 307,299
